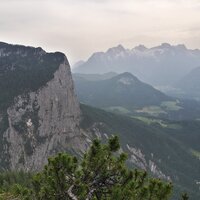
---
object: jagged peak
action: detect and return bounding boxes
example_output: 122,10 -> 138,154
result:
134,44 -> 147,51
160,43 -> 172,48
112,72 -> 139,85
107,44 -> 126,54
152,43 -> 188,51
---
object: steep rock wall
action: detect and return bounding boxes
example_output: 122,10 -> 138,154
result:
2,56 -> 87,170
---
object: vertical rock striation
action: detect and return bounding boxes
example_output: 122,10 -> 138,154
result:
0,42 -> 87,170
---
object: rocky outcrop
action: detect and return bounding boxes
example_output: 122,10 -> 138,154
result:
126,144 -> 171,181
84,121 -> 171,181
0,43 -> 88,170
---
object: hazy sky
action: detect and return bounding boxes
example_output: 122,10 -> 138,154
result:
1,0 -> 200,64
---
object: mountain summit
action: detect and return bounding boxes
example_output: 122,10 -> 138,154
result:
73,43 -> 200,86
74,72 -> 171,109
0,42 -> 87,170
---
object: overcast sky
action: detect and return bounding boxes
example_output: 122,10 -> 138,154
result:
1,0 -> 200,64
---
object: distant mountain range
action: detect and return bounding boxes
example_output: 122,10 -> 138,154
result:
73,72 -> 200,120
1,41 -> 200,199
73,43 -> 200,86
74,72 -> 171,108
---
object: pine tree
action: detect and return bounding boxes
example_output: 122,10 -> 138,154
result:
181,192 -> 189,200
17,136 -> 173,200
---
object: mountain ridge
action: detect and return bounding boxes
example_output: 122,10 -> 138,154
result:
73,72 -> 200,120
74,71 -> 172,109
1,42 -> 200,199
0,42 -> 88,170
73,43 -> 200,86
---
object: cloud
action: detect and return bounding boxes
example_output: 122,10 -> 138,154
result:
0,0 -> 200,64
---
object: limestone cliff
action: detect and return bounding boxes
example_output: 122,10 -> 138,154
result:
0,42 -> 87,170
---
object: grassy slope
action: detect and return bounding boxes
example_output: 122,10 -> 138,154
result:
74,73 -> 200,121
80,104 -> 200,200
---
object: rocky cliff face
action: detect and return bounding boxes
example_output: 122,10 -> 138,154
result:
84,121 -> 170,181
0,42 -> 87,170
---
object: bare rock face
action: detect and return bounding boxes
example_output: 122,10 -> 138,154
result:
82,120 -> 171,181
0,42 -> 88,170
